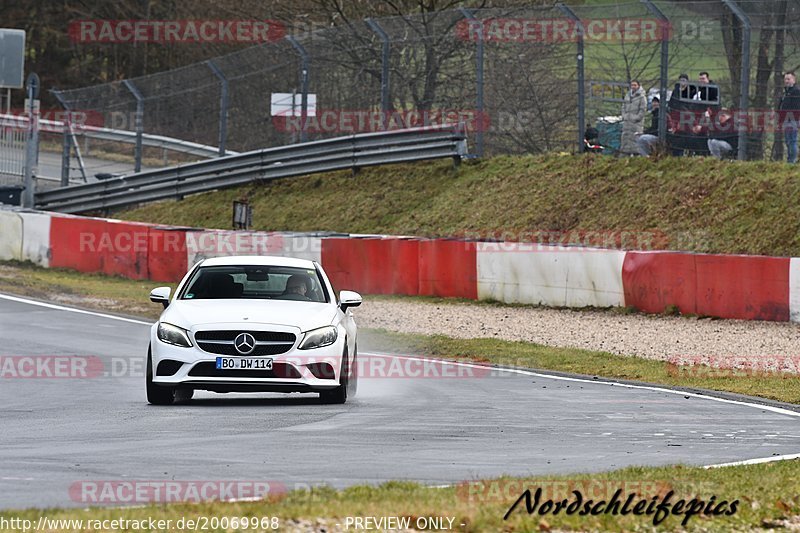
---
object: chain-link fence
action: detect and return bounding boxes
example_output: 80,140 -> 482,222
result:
50,0 -> 800,164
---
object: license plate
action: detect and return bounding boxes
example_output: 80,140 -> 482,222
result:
216,357 -> 273,370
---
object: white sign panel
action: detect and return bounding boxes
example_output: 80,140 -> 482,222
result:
0,29 -> 25,89
270,92 -> 317,117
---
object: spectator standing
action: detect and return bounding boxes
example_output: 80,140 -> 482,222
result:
779,72 -> 800,163
636,97 -> 660,156
695,71 -> 719,102
669,73 -> 694,109
620,80 -> 646,155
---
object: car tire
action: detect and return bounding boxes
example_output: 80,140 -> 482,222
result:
320,346 -> 348,405
146,348 -> 176,405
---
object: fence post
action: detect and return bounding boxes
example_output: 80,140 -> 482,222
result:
52,90 -> 72,186
287,36 -> 310,143
459,7 -> 484,157
721,0 -> 751,160
557,4 -> 585,154
122,80 -> 145,172
365,18 -> 391,130
22,73 -> 40,208
205,60 -> 229,156
641,0 -> 670,143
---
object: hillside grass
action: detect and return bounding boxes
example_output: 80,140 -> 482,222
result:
120,154 -> 800,257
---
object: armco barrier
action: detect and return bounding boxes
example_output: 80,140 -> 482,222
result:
49,215 -> 106,274
321,237 -> 419,295
147,227 -> 188,283
18,212 -> 51,267
185,230 -> 320,266
50,215 -> 153,280
791,258 -> 800,323
4,206 -> 800,323
0,211 -> 23,261
101,220 -> 151,280
694,254 -> 789,321
477,243 -> 625,307
623,252 -> 790,321
418,240 -> 477,299
622,252 -> 697,315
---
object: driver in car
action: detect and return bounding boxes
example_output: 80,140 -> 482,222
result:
283,274 -> 312,300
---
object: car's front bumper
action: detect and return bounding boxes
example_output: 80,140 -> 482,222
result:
150,322 -> 345,393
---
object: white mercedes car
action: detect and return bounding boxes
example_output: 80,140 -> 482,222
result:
146,256 -> 361,405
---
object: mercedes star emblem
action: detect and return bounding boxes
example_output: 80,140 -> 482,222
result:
234,332 -> 256,355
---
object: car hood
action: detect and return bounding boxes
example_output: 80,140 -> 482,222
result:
160,299 -> 338,332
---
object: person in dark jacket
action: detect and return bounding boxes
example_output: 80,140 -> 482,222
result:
779,72 -> 800,163
636,97 -> 660,156
707,110 -> 738,159
668,73 -> 695,111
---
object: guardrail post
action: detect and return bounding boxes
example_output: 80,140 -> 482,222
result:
557,4 -> 585,154
206,60 -> 229,156
366,18 -> 391,130
52,90 -> 72,187
641,0 -> 670,143
123,79 -> 145,172
459,7 -> 484,157
721,0 -> 751,160
287,36 -> 310,143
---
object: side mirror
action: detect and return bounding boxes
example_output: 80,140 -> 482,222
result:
149,287 -> 171,309
339,290 -> 362,311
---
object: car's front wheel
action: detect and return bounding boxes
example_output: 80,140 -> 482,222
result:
146,348 -> 177,405
320,347 -> 349,405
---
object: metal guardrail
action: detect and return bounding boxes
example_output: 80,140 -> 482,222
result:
0,113 -> 234,159
35,125 -> 467,214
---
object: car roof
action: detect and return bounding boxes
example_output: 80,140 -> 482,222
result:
199,255 -> 317,269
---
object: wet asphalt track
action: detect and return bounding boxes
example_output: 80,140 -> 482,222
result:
1,293 -> 800,510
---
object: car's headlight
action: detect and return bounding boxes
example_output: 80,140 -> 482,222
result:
157,322 -> 193,348
299,326 -> 338,350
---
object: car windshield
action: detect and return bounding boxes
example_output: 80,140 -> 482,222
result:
180,265 -> 328,303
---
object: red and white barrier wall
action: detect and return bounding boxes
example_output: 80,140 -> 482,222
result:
1,206 -> 799,323
477,243 -> 626,307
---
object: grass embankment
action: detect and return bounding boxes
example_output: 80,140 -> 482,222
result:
3,260 -> 800,404
3,461 -> 800,532
119,154 -> 800,257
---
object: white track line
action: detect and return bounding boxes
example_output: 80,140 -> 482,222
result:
4,293 -> 798,469
703,453 -> 800,469
0,293 -> 152,325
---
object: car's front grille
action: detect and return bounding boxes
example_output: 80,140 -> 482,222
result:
194,330 -> 296,356
188,362 -> 301,379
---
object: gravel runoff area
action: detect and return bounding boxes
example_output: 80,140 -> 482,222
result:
358,299 -> 800,366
